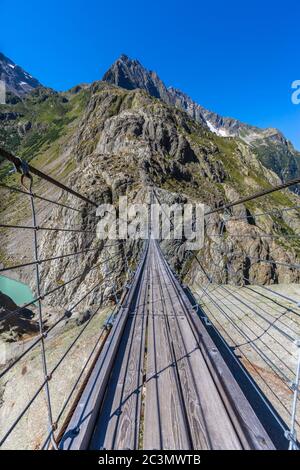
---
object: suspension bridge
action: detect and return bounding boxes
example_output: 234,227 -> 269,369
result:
0,147 -> 299,450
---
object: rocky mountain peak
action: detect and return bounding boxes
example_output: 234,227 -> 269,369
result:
102,54 -> 169,100
102,55 -> 300,182
0,52 -> 41,97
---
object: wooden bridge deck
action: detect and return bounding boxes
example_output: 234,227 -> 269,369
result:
60,240 -> 275,450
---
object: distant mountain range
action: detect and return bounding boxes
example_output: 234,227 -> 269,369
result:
0,51 -> 299,182
103,54 -> 300,182
1,50 -> 300,304
0,52 -> 41,97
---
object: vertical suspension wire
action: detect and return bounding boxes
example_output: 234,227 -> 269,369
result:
29,182 -> 58,450
288,340 -> 300,450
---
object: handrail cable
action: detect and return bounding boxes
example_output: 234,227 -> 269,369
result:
196,267 -> 297,345
155,237 -> 297,442
196,280 -> 297,391
0,223 -> 97,233
206,233 -> 300,240
0,241 -> 120,273
0,182 -> 81,213
0,147 -> 97,207
1,150 -> 300,448
41,263 -> 138,450
205,205 -> 300,228
192,287 -> 296,435
0,265 -> 126,381
150,183 -> 300,448
195,246 -> 300,311
204,176 -> 300,216
0,149 -> 144,448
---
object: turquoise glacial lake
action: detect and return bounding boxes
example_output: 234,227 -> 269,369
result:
0,275 -> 34,306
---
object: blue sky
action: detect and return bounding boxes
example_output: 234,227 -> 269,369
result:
1,0 -> 300,148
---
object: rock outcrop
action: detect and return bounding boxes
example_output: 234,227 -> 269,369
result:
0,291 -> 38,342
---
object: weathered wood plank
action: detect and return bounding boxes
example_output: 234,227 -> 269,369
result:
61,239 -> 275,451
159,243 -> 275,450
60,246 -> 149,450
143,245 -> 191,449
90,256 -> 149,450
156,248 -> 243,449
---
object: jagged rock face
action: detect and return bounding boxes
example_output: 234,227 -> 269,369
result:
72,83 -> 229,192
0,52 -> 41,97
167,87 -> 208,127
0,291 -> 18,311
103,55 -> 300,182
1,61 -> 300,313
103,54 -> 170,102
30,83 -> 300,312
0,85 -> 82,155
37,156 -> 145,314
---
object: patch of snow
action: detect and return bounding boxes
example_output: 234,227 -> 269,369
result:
8,63 -> 15,69
19,81 -> 28,86
218,128 -> 229,137
206,120 -> 218,133
206,120 -> 229,137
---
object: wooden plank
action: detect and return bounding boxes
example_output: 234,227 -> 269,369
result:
143,244 -> 191,449
90,255 -> 149,450
155,246 -> 243,449
142,246 -> 161,449
113,266 -> 148,450
159,243 -> 275,450
59,246 -> 149,450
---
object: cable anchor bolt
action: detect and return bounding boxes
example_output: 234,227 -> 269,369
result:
284,430 -> 297,444
13,157 -> 33,191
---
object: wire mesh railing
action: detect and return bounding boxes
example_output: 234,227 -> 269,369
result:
151,180 -> 300,450
0,149 -> 144,449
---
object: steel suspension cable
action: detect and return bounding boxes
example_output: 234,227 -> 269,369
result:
0,182 -> 81,213
204,176 -> 300,216
0,259 -> 129,445
150,182 -> 300,447
0,223 -> 97,233
0,147 -> 98,207
0,241 -> 120,273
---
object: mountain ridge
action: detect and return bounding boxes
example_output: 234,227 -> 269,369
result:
102,54 -> 300,181
0,52 -> 41,97
1,49 -> 299,181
